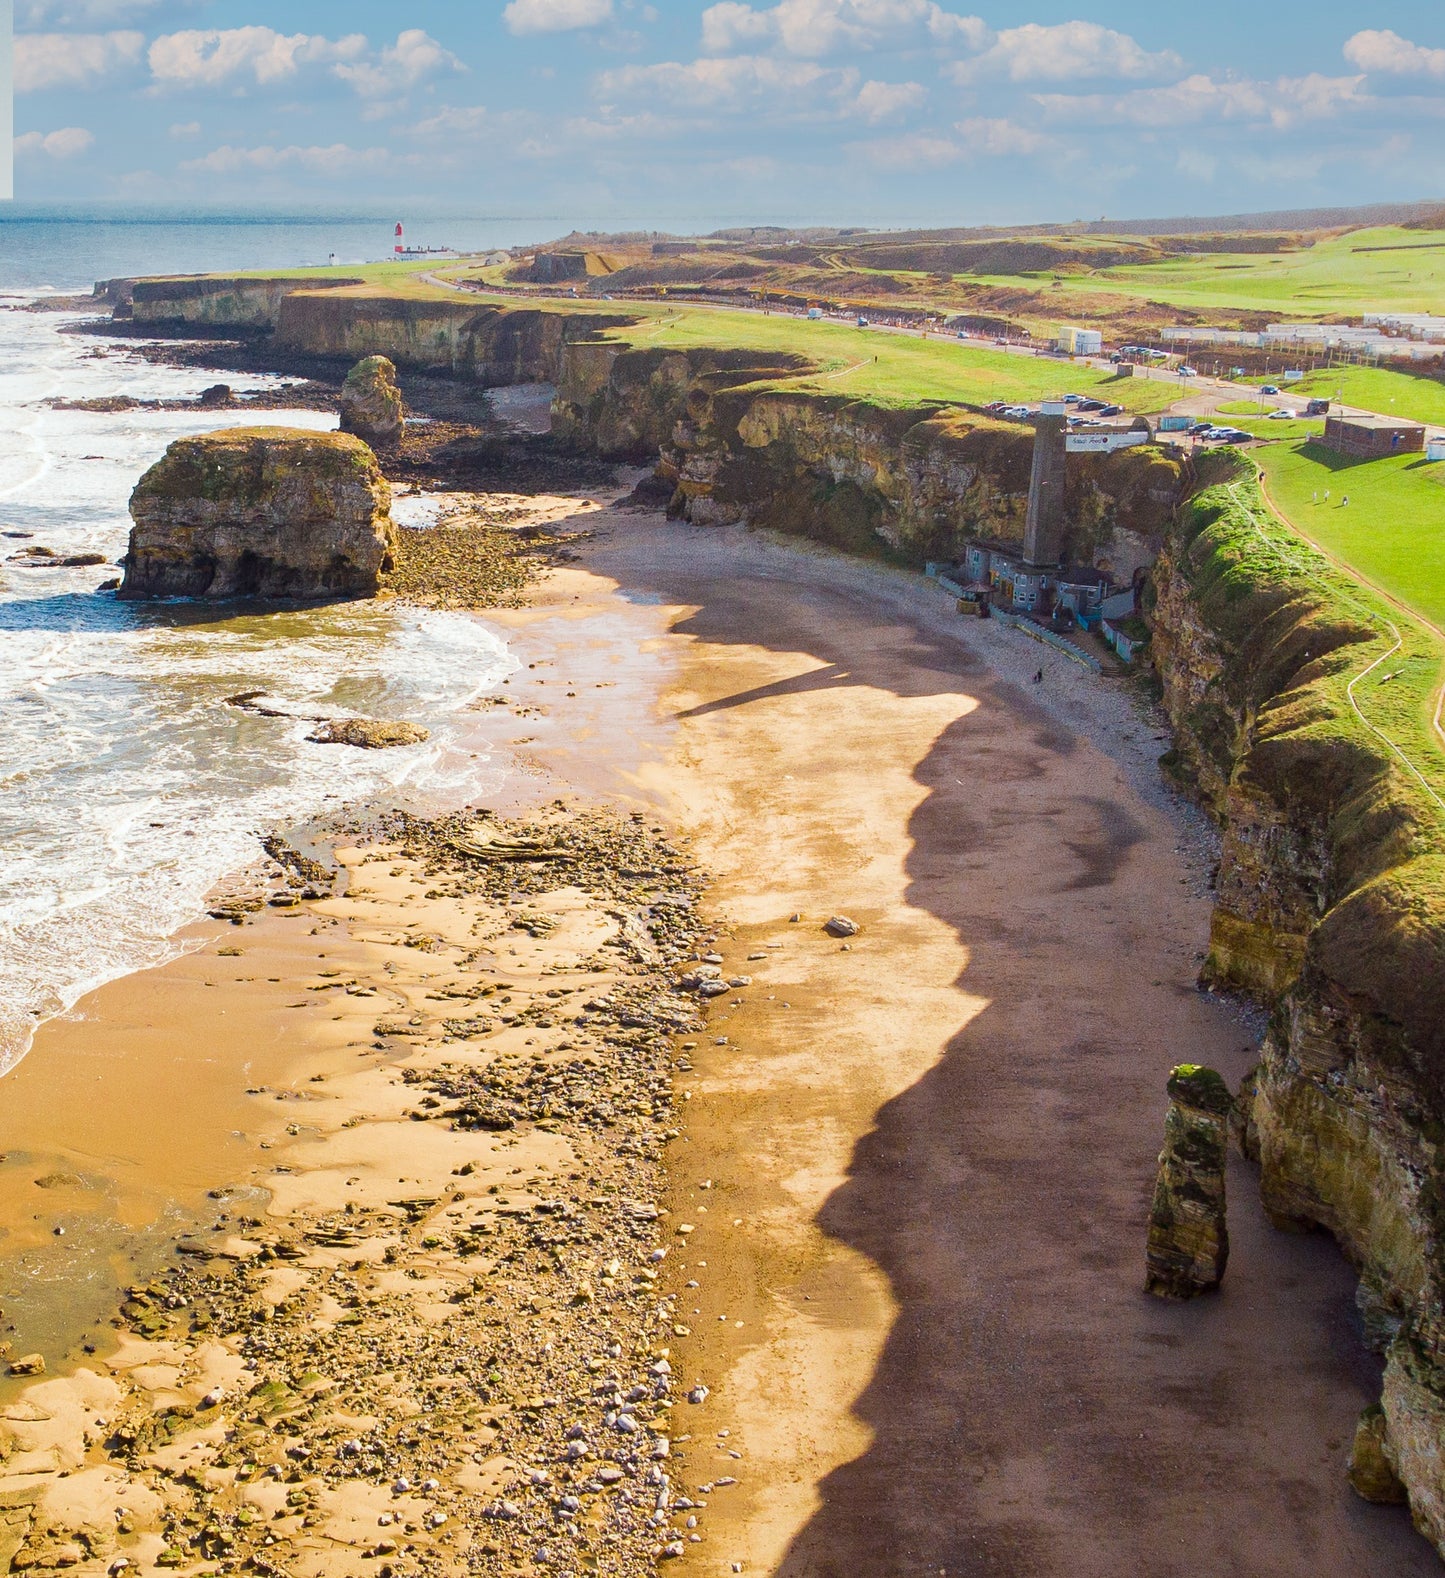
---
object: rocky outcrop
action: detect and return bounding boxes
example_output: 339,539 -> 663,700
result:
340,356 -> 405,445
1145,1065 -> 1231,1298
121,428 -> 397,600
1150,451 -> 1445,1548
309,718 -> 429,749
1350,1405 -> 1409,1503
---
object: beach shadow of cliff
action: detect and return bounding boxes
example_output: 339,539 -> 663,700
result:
607,540 -> 1434,1578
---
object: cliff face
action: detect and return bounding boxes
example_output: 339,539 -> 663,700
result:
122,428 -> 396,600
1150,453 -> 1445,1549
554,341 -> 1183,565
129,277 -> 363,330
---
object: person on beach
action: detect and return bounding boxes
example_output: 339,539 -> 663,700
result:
1033,668 -> 1044,684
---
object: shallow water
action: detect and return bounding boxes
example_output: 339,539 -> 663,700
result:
0,305 -> 518,1070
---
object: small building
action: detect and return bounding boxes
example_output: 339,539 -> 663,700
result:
1428,438 -> 1445,463
1322,414 -> 1426,459
986,550 -> 1051,613
1056,325 -> 1103,356
1052,565 -> 1111,624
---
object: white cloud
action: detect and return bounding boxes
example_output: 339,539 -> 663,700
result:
15,126 -> 96,157
168,121 -> 202,139
405,105 -> 493,138
148,27 -> 366,90
181,143 -> 391,175
503,0 -> 614,34
333,31 -> 464,98
14,30 -> 143,92
949,21 -> 1180,83
853,78 -> 926,121
598,54 -> 847,110
1343,30 -> 1445,79
856,131 -> 967,168
701,0 -> 986,58
1034,72 -> 1367,128
955,115 -> 1051,154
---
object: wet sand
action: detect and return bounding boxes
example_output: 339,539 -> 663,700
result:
0,500 -> 1433,1575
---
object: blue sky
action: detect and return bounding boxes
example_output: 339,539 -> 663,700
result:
8,0 -> 1445,226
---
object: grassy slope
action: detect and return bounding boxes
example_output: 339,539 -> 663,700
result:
1184,457 -> 1445,807
986,227 -> 1445,317
1254,442 -> 1445,632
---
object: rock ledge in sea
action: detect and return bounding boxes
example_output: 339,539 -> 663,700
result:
309,718 -> 430,749
120,427 -> 397,601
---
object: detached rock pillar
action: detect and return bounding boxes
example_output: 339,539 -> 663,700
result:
1145,1064 -> 1231,1299
340,355 -> 405,446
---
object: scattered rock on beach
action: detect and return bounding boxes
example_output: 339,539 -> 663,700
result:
825,915 -> 860,938
308,718 -> 430,749
1145,1063 -> 1231,1298
340,355 -> 405,447
9,1353 -> 45,1376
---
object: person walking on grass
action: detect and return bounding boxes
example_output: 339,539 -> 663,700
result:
1342,495 -> 1349,507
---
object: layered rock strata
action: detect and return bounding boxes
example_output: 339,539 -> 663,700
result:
1150,452 -> 1445,1550
1145,1064 -> 1232,1298
339,355 -> 405,445
121,428 -> 397,600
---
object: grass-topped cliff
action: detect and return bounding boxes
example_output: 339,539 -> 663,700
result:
1151,449 -> 1445,1552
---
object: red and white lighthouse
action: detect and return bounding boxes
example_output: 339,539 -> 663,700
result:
394,222 -> 405,257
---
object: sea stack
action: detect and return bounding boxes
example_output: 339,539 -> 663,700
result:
1145,1064 -> 1232,1299
339,355 -> 406,446
120,427 -> 397,600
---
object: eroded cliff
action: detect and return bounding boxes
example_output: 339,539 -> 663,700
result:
554,339 -> 1184,567
1150,451 -> 1445,1550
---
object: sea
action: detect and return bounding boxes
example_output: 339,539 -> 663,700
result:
0,212 -> 592,1072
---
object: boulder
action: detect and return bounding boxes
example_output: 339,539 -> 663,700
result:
339,356 -> 405,446
1144,1064 -> 1231,1298
120,428 -> 397,601
308,719 -> 429,750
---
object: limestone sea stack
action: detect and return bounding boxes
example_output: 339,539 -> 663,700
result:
1144,1064 -> 1231,1299
120,428 -> 397,601
339,355 -> 405,446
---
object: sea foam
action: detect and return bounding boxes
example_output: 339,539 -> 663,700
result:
0,305 -> 518,1071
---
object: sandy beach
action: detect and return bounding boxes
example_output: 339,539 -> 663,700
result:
0,495 -> 1435,1576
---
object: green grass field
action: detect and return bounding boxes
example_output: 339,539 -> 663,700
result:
1290,366 -> 1445,429
592,307 -> 1178,412
1255,441 -> 1445,632
976,227 -> 1445,318
1227,417 -> 1326,441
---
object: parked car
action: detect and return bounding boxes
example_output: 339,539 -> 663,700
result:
1187,421 -> 1214,435
1260,383 -> 1281,396
1076,398 -> 1107,412
1063,393 -> 1082,403
1098,404 -> 1124,417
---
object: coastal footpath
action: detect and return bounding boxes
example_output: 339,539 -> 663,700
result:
81,273 -> 1445,1554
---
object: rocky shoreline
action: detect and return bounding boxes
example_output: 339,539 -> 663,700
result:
0,805 -> 770,1575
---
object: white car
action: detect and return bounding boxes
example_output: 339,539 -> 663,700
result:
1267,410 -> 1298,420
